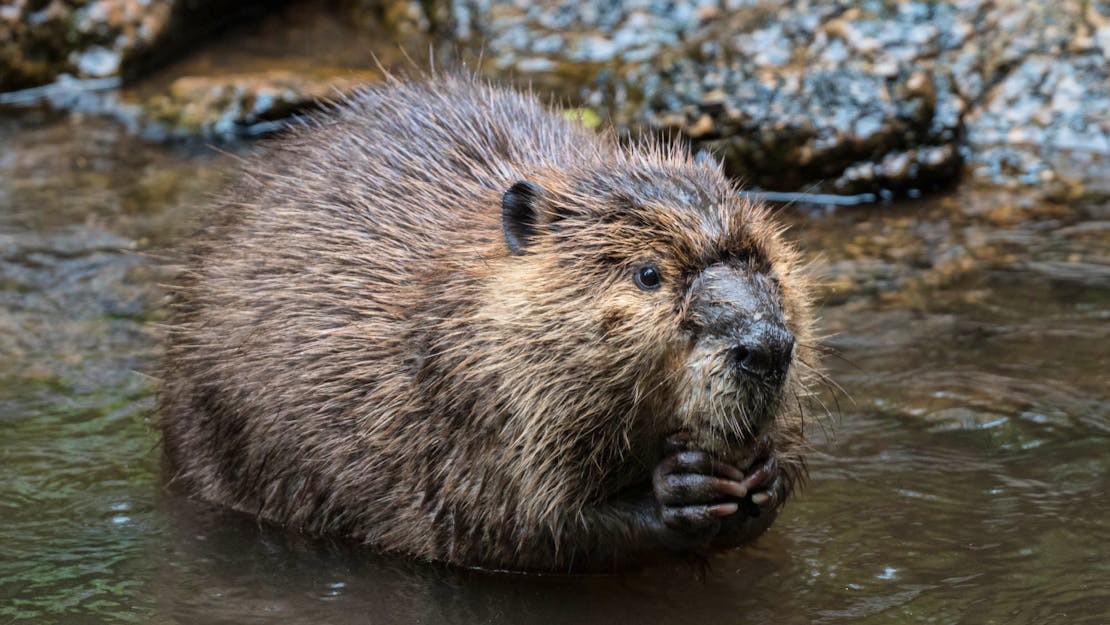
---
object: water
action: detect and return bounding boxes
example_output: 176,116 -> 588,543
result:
2,113 -> 1108,625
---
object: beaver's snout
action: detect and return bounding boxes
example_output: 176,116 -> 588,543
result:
728,322 -> 794,384
687,263 -> 794,385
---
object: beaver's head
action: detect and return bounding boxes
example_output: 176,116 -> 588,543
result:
464,145 -> 815,483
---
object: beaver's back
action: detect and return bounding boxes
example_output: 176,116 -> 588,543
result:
258,77 -> 606,256
159,78 -> 606,515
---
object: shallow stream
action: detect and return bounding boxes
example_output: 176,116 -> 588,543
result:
2,43 -> 1108,625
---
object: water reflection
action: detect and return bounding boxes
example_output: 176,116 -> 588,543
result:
0,114 -> 1107,624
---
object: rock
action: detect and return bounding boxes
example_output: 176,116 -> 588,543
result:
627,1 -> 981,196
442,0 -> 1110,197
638,63 -> 960,193
446,0 -> 968,194
0,1 -> 406,143
446,0 -> 722,97
5,0 -> 1107,197
141,71 -> 380,140
965,54 -> 1110,196
348,0 -> 455,35
832,145 -> 960,196
0,0 -> 249,92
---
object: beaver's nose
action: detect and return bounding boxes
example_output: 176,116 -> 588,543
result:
730,322 -> 795,384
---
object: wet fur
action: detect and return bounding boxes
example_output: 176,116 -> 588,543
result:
159,75 -> 820,572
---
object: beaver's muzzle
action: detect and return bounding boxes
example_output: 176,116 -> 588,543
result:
727,321 -> 794,384
687,263 -> 795,387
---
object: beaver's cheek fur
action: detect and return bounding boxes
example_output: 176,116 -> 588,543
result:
671,343 -> 788,456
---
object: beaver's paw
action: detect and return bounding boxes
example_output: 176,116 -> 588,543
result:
736,436 -> 789,517
739,457 -> 780,513
711,450 -> 789,548
652,437 -> 750,546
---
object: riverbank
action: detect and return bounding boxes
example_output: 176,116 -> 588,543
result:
3,0 -> 1109,199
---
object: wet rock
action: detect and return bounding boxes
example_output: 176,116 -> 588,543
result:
348,0 -> 446,34
965,54 -> 1110,197
639,65 -> 960,194
465,0 -> 714,65
2,0 -> 164,90
445,0 -> 968,194
141,71 -> 379,140
0,0 -> 252,92
446,0 -> 723,97
832,145 -> 960,196
445,0 -> 1110,197
622,1 -> 978,196
6,0 -> 1107,196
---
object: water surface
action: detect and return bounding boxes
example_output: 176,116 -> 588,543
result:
1,112 -> 1107,624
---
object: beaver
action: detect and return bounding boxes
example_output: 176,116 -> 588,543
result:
158,74 -> 820,573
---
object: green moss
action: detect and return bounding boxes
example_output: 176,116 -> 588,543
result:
563,107 -> 602,130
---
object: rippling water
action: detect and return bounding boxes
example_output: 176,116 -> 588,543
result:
1,111 -> 1107,624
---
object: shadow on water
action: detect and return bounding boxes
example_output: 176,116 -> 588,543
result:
147,497 -> 814,625
1,80 -> 1108,625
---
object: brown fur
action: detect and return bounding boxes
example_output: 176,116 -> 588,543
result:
158,74 -> 821,572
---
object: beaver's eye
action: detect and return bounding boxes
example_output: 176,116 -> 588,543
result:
634,265 -> 662,291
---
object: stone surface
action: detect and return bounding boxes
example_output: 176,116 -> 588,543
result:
445,0 -> 1110,196
4,0 -> 1108,196
0,0 -> 243,92
965,53 -> 1110,198
142,71 -> 380,140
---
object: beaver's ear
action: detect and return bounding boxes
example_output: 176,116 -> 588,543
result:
502,180 -> 547,255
